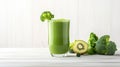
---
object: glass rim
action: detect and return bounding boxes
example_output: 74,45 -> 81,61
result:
50,18 -> 70,23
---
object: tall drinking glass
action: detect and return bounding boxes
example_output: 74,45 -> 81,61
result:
48,19 -> 70,57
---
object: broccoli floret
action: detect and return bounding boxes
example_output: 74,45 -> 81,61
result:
40,11 -> 54,22
95,35 -> 109,55
106,41 -> 117,55
95,35 -> 117,55
87,32 -> 98,54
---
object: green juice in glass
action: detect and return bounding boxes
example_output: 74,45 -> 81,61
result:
48,19 -> 70,57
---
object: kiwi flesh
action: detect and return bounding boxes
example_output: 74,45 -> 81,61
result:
72,40 -> 88,54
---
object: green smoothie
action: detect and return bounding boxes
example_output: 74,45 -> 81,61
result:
48,19 -> 70,54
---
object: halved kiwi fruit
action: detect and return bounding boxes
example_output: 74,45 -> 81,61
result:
72,40 -> 88,54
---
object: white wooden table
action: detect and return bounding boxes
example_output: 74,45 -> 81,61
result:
0,48 -> 119,67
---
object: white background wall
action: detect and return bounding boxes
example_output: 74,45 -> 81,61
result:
0,0 -> 120,48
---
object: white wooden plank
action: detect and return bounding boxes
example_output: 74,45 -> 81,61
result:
0,1 -> 8,47
23,0 -> 33,47
7,0 -> 16,47
0,48 -> 119,67
14,0 -> 24,47
111,0 -> 120,48
0,0 -> 120,48
91,0 -> 111,35
32,0 -> 48,48
78,0 -> 93,41
78,0 -> 111,41
7,0 -> 33,48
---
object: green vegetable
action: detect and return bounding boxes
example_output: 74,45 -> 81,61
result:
69,42 -> 75,53
76,53 -> 81,57
106,41 -> 117,55
87,32 -> 98,54
95,35 -> 117,55
40,11 -> 54,22
69,42 -> 74,49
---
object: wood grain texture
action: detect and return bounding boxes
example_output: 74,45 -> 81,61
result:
0,48 -> 119,67
0,0 -> 120,48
